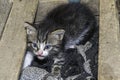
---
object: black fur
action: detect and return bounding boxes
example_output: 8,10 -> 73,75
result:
34,3 -> 96,49
30,3 -> 98,80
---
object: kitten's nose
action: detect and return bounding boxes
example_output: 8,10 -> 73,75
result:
37,50 -> 43,55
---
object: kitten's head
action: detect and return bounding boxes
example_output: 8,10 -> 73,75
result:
25,23 -> 65,60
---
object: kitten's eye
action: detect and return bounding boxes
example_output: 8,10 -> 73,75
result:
32,43 -> 38,49
44,45 -> 51,50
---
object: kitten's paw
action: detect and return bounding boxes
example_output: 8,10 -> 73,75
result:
84,60 -> 92,75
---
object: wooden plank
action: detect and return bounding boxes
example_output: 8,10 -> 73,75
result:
116,0 -> 120,13
99,0 -> 120,80
0,0 -> 38,80
35,0 -> 68,22
39,0 -> 68,2
0,0 -> 13,39
81,0 -> 99,15
116,0 -> 120,24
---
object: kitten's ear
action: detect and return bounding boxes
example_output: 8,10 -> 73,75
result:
48,29 -> 65,45
24,22 -> 37,42
24,22 -> 37,34
50,29 -> 65,40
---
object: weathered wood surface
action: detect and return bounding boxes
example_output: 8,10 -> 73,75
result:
99,0 -> 120,80
0,0 -> 38,80
116,0 -> 120,25
0,0 -> 12,39
81,0 -> 99,15
35,0 -> 68,22
116,0 -> 120,13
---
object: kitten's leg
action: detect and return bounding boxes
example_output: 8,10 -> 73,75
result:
76,42 -> 93,78
77,41 -> 92,61
22,51 -> 34,69
52,58 -> 64,80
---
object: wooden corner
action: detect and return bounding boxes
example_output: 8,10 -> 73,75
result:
0,0 -> 38,80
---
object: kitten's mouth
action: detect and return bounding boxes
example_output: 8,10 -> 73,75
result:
37,55 -> 45,59
37,54 -> 44,57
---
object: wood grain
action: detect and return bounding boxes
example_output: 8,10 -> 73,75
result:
0,0 -> 12,39
99,0 -> 120,80
0,0 -> 38,80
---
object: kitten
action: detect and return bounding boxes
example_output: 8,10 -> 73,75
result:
23,25 -> 65,69
25,3 -> 96,59
23,3 -> 97,80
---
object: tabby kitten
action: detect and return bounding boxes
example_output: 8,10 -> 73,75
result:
23,2 -> 97,80
25,3 -> 96,59
23,24 -> 65,69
